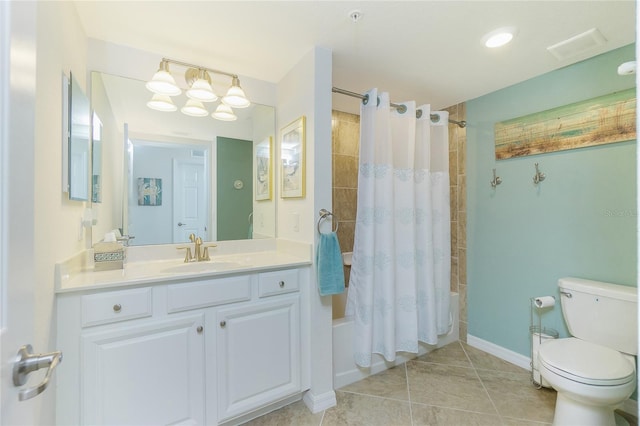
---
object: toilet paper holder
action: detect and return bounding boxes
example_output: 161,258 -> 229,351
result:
529,296 -> 558,389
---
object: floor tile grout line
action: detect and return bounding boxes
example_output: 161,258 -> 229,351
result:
409,358 -> 476,371
336,389 -> 411,404
460,341 -> 503,420
409,400 -> 506,417
318,407 -> 326,426
404,362 -> 414,426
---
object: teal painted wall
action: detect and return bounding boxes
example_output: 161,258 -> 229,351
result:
467,44 -> 637,357
217,137 -> 253,241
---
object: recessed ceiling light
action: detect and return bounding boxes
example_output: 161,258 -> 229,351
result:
482,27 -> 518,48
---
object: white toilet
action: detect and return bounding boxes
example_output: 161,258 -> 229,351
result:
538,277 -> 637,426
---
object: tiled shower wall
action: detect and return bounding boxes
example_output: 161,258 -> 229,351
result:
444,103 -> 467,342
330,105 -> 468,341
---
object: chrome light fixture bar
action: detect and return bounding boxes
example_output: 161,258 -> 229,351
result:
145,57 -> 250,120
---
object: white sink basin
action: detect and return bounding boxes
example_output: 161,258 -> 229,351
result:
161,261 -> 244,274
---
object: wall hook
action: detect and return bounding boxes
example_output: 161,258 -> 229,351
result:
533,163 -> 546,185
490,168 -> 502,188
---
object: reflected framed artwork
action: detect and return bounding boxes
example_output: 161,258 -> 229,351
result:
255,137 -> 272,201
280,116 -> 306,199
137,177 -> 162,206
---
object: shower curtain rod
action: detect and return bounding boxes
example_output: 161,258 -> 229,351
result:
332,87 -> 467,128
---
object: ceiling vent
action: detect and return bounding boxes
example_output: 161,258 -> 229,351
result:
547,28 -> 607,60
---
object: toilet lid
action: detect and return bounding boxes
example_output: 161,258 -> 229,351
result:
538,338 -> 635,386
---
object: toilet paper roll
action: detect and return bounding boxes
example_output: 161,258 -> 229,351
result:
534,296 -> 555,309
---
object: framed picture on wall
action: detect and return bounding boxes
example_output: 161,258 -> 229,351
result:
255,136 -> 272,201
280,116 -> 306,199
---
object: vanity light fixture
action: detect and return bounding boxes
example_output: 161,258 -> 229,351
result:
146,60 -> 182,96
146,57 -> 250,120
181,99 -> 209,117
482,27 -> 517,48
147,94 -> 177,112
221,76 -> 251,108
211,104 -> 238,121
185,68 -> 218,102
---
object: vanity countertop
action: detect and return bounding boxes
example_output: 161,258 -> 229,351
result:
56,239 -> 312,293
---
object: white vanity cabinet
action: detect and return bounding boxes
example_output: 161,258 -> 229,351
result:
216,296 -> 300,421
56,266 -> 309,426
82,313 -> 206,425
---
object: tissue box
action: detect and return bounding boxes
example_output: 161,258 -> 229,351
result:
93,241 -> 125,271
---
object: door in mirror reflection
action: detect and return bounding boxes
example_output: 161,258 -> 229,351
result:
173,156 -> 207,242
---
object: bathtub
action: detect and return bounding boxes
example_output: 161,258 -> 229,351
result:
332,292 -> 460,389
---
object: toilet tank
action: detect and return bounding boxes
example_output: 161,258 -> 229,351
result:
558,277 -> 637,355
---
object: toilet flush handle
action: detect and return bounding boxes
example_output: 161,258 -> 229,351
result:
560,291 -> 572,298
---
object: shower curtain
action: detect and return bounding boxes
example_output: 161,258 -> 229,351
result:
345,89 -> 451,368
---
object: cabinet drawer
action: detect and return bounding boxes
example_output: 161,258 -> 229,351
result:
81,287 -> 152,327
258,269 -> 299,298
167,275 -> 251,313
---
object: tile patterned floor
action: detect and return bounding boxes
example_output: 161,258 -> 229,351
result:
245,341 -> 559,425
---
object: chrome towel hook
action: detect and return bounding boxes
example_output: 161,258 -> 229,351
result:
490,168 -> 502,189
317,209 -> 339,234
533,163 -> 546,185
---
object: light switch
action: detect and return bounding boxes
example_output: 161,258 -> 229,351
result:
292,212 -> 299,232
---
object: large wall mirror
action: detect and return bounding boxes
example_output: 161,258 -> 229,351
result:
90,72 -> 276,246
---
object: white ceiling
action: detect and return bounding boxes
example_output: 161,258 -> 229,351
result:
74,1 -> 636,114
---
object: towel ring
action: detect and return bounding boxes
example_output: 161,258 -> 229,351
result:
317,209 -> 339,234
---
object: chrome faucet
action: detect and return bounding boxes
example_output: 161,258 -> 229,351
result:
177,233 -> 217,262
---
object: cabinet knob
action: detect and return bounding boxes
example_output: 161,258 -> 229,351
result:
196,326 -> 203,334
219,320 -> 226,328
113,304 -> 122,313
279,281 -> 285,288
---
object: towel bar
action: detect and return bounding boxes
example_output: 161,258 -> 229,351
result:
317,209 -> 339,234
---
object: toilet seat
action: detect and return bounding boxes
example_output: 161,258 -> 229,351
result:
539,338 -> 635,386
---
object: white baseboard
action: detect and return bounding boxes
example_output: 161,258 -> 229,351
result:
466,334 -> 531,370
302,389 -> 337,413
466,334 -> 639,417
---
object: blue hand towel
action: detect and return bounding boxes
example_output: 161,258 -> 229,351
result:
316,232 -> 345,296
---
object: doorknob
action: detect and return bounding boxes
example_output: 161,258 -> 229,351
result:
12,344 -> 63,401
178,222 -> 186,227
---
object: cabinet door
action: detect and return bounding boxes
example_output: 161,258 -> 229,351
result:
216,296 -> 300,421
82,314 -> 205,425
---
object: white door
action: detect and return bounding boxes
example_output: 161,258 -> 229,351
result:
1,2 -> 59,424
173,157 -> 207,243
